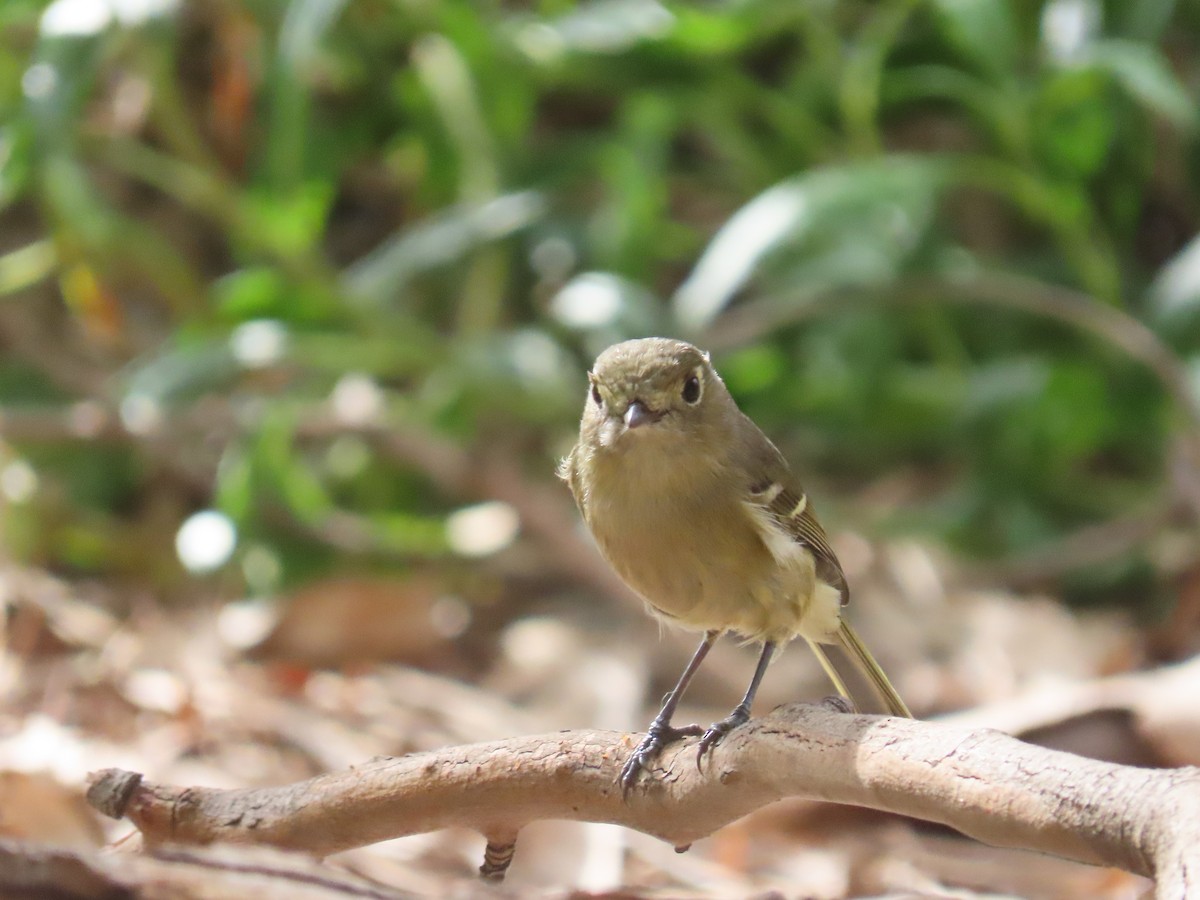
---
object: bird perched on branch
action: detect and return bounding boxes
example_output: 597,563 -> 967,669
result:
559,337 -> 911,789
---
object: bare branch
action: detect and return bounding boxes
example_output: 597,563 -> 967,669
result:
88,704 -> 1200,898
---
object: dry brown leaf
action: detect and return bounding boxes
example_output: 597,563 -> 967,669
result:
249,575 -> 467,669
0,770 -> 104,847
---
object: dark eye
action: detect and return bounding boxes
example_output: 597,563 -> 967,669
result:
682,375 -> 701,404
591,384 -> 603,406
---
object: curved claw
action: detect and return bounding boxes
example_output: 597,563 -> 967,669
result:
695,705 -> 751,769
820,694 -> 855,714
619,720 -> 703,794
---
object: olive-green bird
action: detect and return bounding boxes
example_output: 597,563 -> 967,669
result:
559,337 -> 912,789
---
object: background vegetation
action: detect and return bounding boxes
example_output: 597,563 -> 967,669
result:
3,0 -> 1199,622
3,1 -> 1200,895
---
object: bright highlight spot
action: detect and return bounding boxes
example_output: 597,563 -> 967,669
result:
0,715 -> 87,780
509,329 -> 564,386
551,273 -> 624,328
0,459 -> 38,503
501,616 -> 574,670
230,319 -> 288,368
1041,0 -> 1099,62
123,668 -> 186,713
330,373 -> 383,425
515,23 -> 565,63
1150,233 -> 1200,321
119,392 -> 163,435
21,63 -> 57,100
445,501 -> 519,557
218,597 -> 277,649
176,510 -> 237,573
41,0 -> 111,36
41,0 -> 179,36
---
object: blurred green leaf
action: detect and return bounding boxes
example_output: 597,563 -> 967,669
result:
216,447 -> 256,524
242,182 -> 335,258
254,409 -> 333,525
412,31 -> 498,201
426,328 -> 580,432
1031,69 -> 1115,177
0,239 -> 56,296
0,122 -> 32,210
667,6 -> 753,55
1083,39 -> 1197,130
367,511 -> 448,556
287,328 -> 441,377
341,191 -> 545,306
718,344 -> 787,396
929,0 -> 1018,79
266,0 -> 350,192
1112,0 -> 1179,41
673,157 -> 946,331
213,268 -> 291,320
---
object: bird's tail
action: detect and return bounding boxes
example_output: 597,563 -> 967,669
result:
806,620 -> 912,718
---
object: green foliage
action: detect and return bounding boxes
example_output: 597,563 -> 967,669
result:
0,0 -> 1197,610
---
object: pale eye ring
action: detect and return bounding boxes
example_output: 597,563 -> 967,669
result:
682,375 -> 701,404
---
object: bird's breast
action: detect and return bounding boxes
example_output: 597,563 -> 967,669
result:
582,460 -> 834,643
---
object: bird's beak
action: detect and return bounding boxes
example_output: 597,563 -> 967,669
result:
623,400 -> 657,429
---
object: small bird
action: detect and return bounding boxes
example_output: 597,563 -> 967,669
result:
559,337 -> 911,789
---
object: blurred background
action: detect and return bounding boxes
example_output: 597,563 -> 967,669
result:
2,0 -> 1199,896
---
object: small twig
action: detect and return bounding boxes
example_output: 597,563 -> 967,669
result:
88,703 -> 1200,898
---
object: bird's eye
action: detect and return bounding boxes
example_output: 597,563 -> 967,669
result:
591,384 -> 603,406
682,375 -> 701,404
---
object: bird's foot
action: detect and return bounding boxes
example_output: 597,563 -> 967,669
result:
696,703 -> 751,767
619,718 -> 703,793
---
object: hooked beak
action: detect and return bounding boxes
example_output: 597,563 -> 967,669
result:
623,400 -> 659,429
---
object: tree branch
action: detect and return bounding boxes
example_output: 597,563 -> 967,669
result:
87,704 -> 1200,898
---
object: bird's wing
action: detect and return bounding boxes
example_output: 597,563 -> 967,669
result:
742,425 -> 849,605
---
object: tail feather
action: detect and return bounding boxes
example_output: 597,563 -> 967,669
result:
811,621 -> 912,718
804,638 -> 851,702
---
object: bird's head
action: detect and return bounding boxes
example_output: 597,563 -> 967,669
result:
580,337 -> 732,453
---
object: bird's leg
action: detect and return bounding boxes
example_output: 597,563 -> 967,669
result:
697,640 -> 776,765
620,630 -> 717,792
